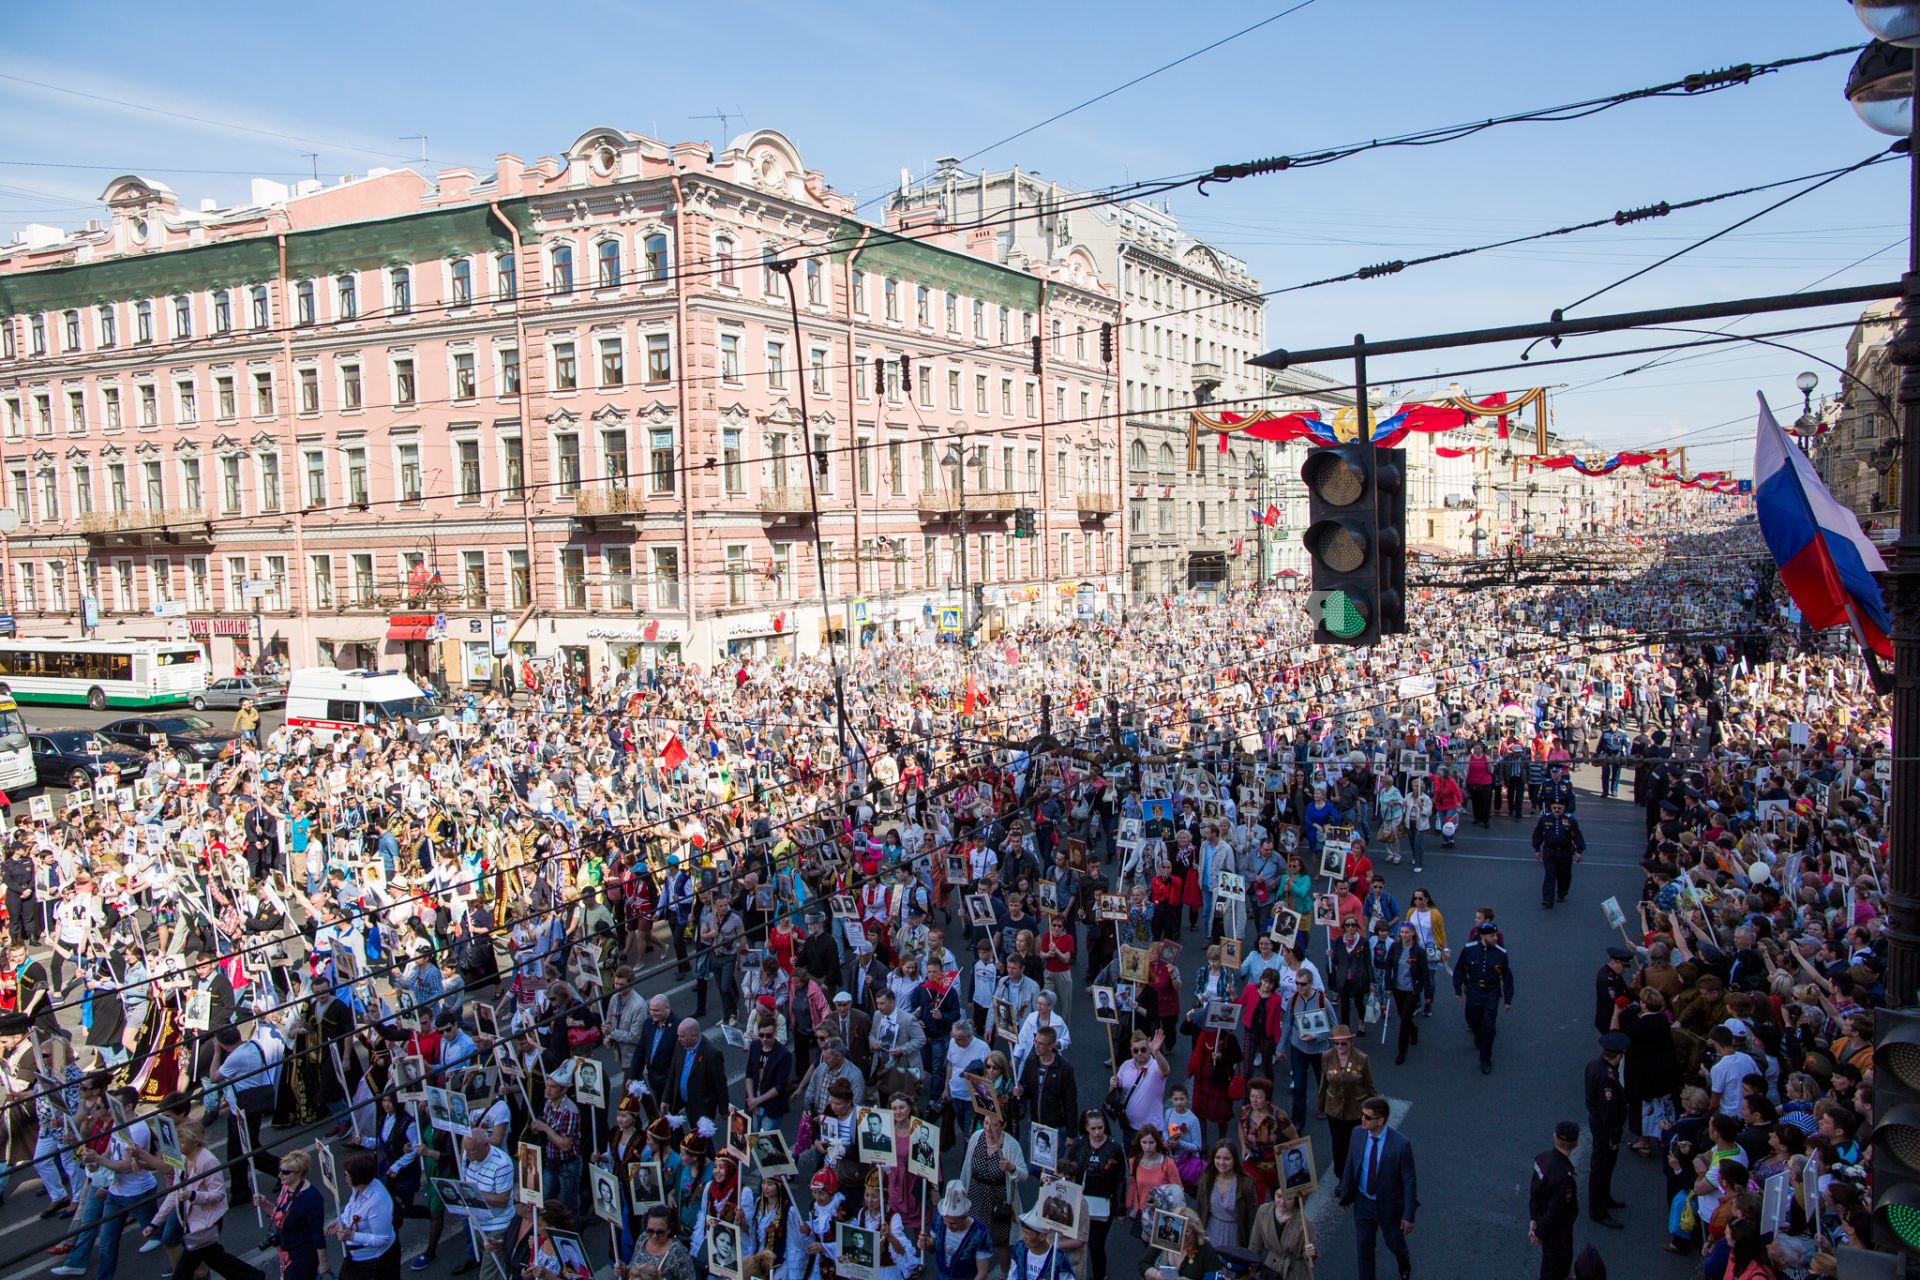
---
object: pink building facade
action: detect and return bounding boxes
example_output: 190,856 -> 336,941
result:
0,128 -> 1122,684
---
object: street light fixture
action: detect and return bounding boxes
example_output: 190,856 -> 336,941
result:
1847,39 -> 1916,136
1797,370 -> 1821,435
1856,0 -> 1920,48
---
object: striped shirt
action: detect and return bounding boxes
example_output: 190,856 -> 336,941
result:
463,1146 -> 516,1234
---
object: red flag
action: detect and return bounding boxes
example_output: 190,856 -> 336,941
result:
703,706 -> 715,739
1264,504 -> 1281,526
657,735 -> 688,772
1487,390 -> 1511,439
1232,537 -> 1245,556
1218,431 -> 1229,454
961,673 -> 978,719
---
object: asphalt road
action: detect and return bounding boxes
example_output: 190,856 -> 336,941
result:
14,700 -> 284,799
0,743 -> 1699,1280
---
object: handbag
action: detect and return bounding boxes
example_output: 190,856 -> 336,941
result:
1105,1061 -> 1148,1121
566,1026 -> 602,1051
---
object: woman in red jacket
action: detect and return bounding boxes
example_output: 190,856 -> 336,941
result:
1235,968 -> 1286,1083
1464,746 -> 1495,829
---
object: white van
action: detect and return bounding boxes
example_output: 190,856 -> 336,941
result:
284,668 -> 454,743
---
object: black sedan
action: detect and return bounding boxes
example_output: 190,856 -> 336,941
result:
97,713 -> 242,763
28,730 -> 150,791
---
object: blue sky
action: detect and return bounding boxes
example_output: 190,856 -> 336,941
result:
1,0 -> 1903,473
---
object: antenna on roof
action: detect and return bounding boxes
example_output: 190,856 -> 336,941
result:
399,135 -> 428,167
300,153 -> 319,182
691,109 -> 744,142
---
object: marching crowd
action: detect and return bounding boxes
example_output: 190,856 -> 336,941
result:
0,512 -> 1884,1280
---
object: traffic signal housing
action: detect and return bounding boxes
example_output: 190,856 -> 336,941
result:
1871,1007 -> 1920,1256
1301,444 -> 1405,647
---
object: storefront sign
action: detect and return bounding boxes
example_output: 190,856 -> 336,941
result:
587,621 -> 681,643
188,617 -> 253,638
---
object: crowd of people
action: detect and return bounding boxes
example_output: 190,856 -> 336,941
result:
0,511 -> 1884,1280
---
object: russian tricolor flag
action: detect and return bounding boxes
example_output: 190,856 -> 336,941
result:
1752,392 -> 1892,658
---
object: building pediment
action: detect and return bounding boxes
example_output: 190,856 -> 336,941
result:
545,408 -> 580,426
590,405 -> 628,424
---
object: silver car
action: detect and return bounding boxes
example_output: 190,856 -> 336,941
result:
191,675 -> 287,711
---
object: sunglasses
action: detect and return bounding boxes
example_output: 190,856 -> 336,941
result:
646,1227 -> 670,1236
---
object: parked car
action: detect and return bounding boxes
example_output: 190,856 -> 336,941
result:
28,729 -> 150,791
97,713 -> 240,763
192,675 -> 286,711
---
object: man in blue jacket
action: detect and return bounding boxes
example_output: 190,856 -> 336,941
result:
1336,1096 -> 1418,1280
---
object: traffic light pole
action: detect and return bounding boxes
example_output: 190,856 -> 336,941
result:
955,446 -> 971,642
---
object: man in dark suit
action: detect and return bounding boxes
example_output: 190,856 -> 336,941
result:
1336,1096 -> 1417,1280
662,1018 -> 730,1126
628,994 -> 678,1100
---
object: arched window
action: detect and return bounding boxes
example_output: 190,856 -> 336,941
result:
249,285 -> 269,329
495,252 -> 516,300
805,259 -> 822,305
1130,440 -> 1148,471
550,245 -> 574,295
213,289 -> 232,333
715,236 -> 736,287
596,240 -> 621,289
762,248 -> 783,298
643,234 -> 668,282
389,267 -> 411,314
1157,443 -> 1175,474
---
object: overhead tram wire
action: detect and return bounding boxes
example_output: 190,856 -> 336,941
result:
848,0 -> 1327,213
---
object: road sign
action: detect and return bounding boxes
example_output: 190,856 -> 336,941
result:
153,600 -> 187,618
938,606 -> 961,634
241,579 -> 273,601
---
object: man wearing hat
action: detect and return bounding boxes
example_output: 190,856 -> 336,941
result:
1528,1121 -> 1580,1280
918,1181 -> 992,1280
1452,922 -> 1514,1075
1584,1034 -> 1630,1229
1529,798 -> 1585,910
1593,947 -> 1632,1036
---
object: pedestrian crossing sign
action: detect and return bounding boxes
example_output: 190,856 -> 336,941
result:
938,606 -> 961,633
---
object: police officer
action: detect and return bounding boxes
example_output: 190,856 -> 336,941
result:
1452,921 -> 1514,1075
1530,798 -> 1585,909
1594,945 -> 1632,1035
1539,763 -> 1577,813
1596,720 -> 1629,798
1585,1032 -> 1630,1229
1528,1121 -> 1581,1280
0,840 -> 33,945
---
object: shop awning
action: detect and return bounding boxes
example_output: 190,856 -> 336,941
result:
386,624 -> 432,641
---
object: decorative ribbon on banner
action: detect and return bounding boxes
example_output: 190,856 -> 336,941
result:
1193,389 -> 1549,461
1524,449 -> 1671,477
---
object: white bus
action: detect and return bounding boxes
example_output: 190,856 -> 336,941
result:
0,695 -> 33,794
0,639 -> 209,710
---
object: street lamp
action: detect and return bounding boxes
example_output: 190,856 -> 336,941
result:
1858,0 -> 1920,46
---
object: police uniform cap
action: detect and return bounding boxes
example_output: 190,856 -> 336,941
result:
1554,1120 -> 1581,1143
1216,1245 -> 1260,1275
1606,945 -> 1632,962
1598,1032 -> 1630,1054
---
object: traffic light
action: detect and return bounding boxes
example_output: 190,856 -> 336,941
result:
1012,507 -> 1035,538
1031,336 -> 1043,375
899,357 -> 912,394
1871,1008 -> 1920,1256
1301,443 -> 1391,647
1099,322 -> 1114,365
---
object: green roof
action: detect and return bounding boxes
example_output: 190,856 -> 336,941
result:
832,219 -> 1041,314
0,200 -> 534,317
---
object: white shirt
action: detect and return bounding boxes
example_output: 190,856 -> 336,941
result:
339,1179 -> 397,1260
108,1120 -> 158,1196
1709,1051 -> 1760,1114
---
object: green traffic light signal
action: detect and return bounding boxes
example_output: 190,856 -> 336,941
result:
1318,590 -> 1368,640
1887,1202 -> 1920,1251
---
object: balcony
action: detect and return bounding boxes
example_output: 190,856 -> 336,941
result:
1190,361 -> 1225,396
1076,490 -> 1117,519
756,486 -> 818,524
78,507 -> 213,546
917,489 -> 1017,521
571,484 -> 648,529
